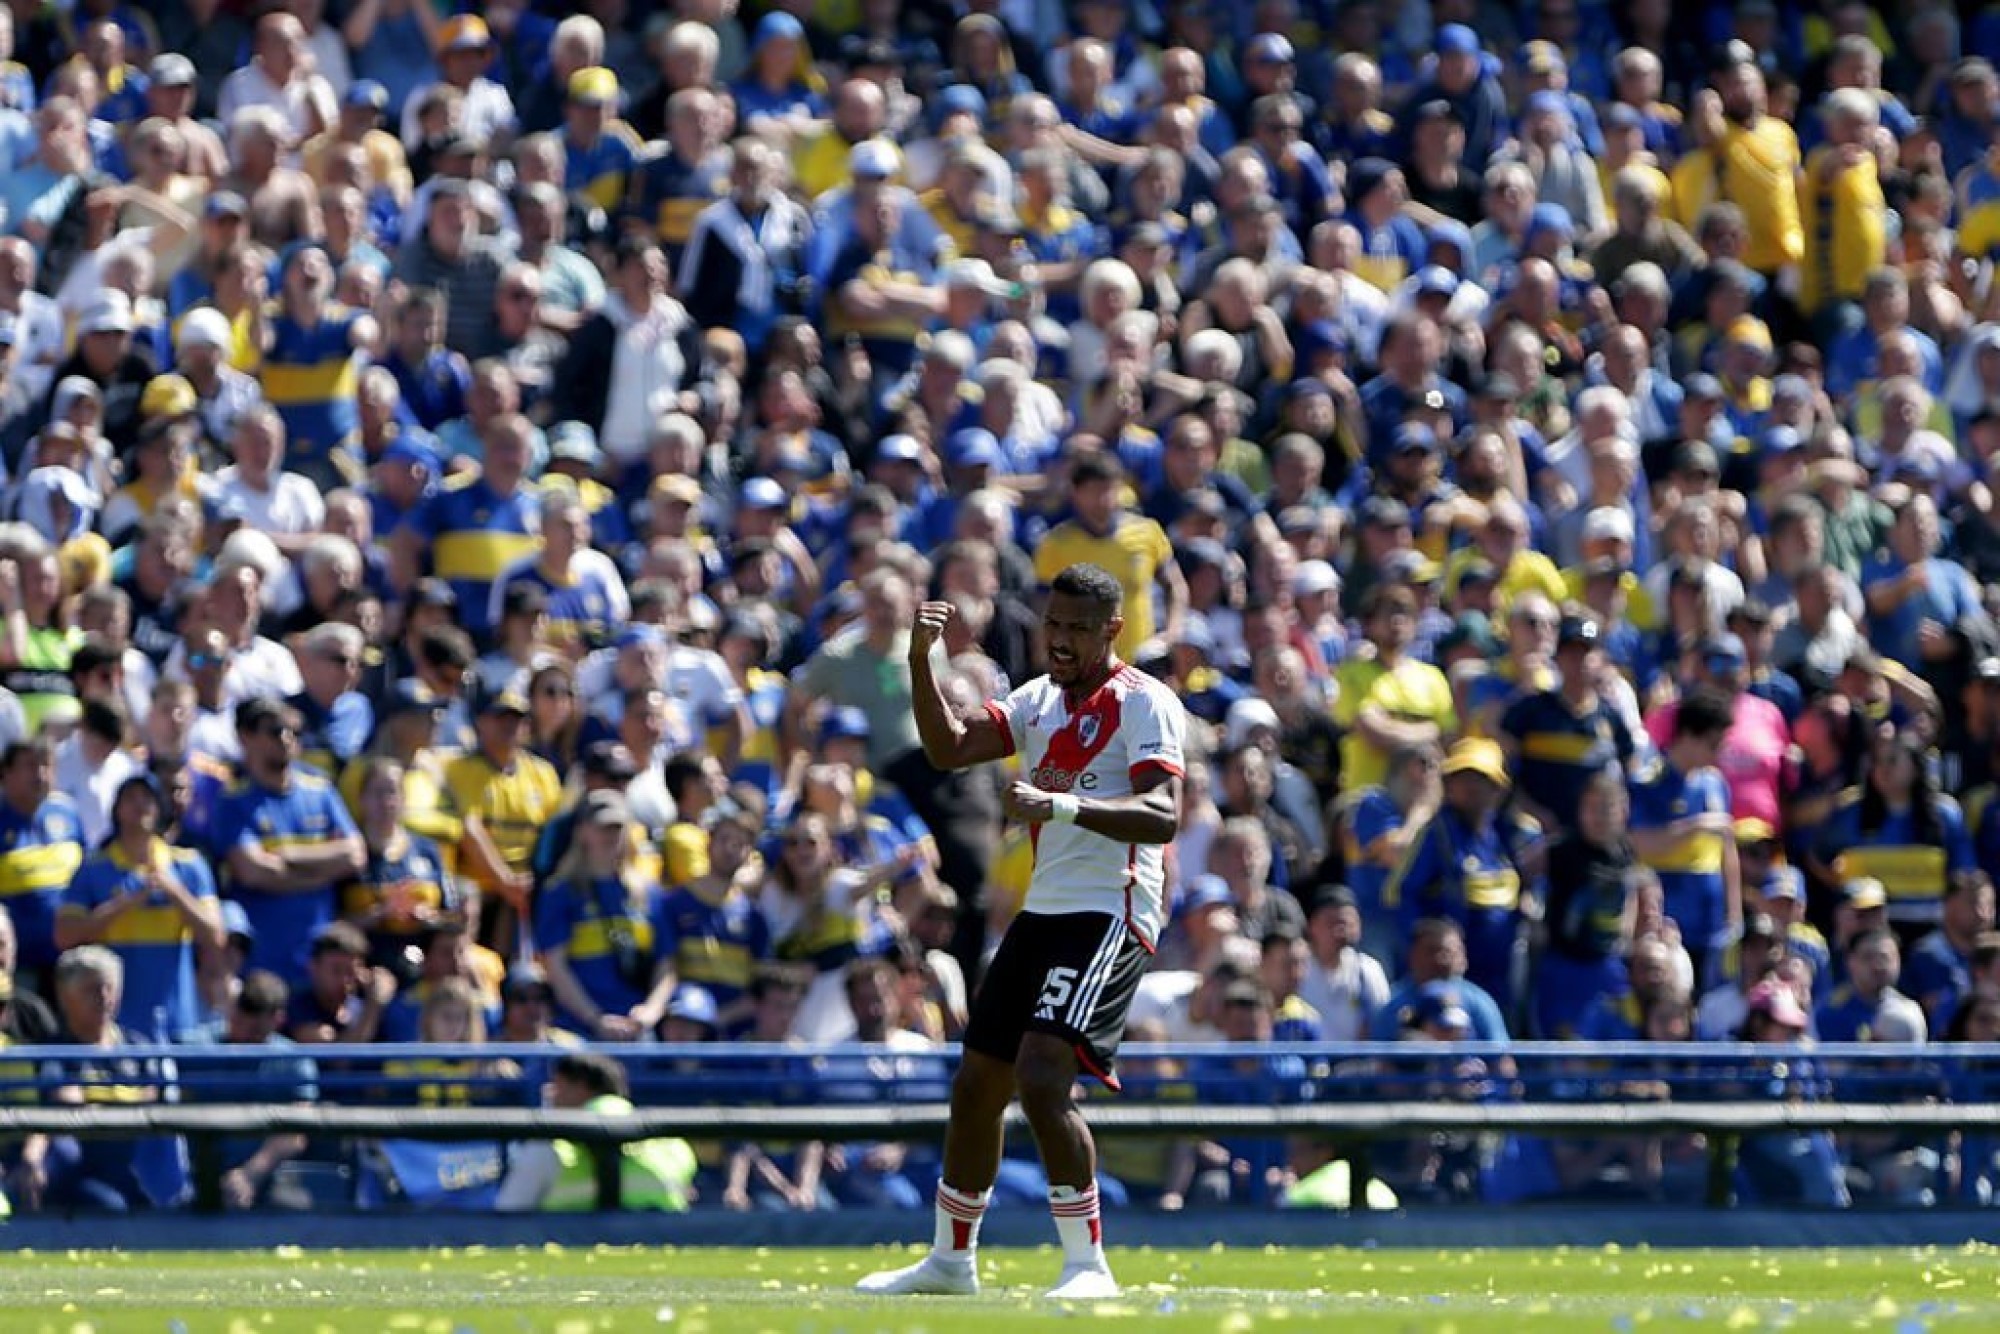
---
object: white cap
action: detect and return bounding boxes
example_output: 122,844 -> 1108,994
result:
1293,559 -> 1341,597
78,290 -> 134,336
1223,698 -> 1282,750
849,137 -> 901,180
1582,506 -> 1636,545
177,306 -> 233,353
942,258 -> 1014,297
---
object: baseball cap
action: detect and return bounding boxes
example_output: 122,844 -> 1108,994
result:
1293,560 -> 1340,598
410,577 -> 458,610
502,963 -> 554,1003
1557,616 -> 1600,649
1746,978 -> 1808,1030
1393,421 -> 1439,455
1676,440 -> 1721,477
500,583 -> 548,620
1726,315 -> 1774,351
1223,697 -> 1282,751
1582,507 -> 1635,545
754,11 -> 806,46
1844,877 -> 1889,911
818,706 -> 872,746
740,477 -> 789,511
1520,40 -> 1566,75
1173,615 -> 1218,656
1383,549 -> 1441,585
1684,372 -> 1725,402
1436,24 -> 1480,56
1528,202 -> 1575,240
1412,981 -> 1473,1032
1358,495 -> 1412,530
944,428 -> 1001,470
581,740 -> 641,782
1442,737 -> 1510,789
580,788 -> 634,828
568,66 -> 620,105
380,435 -> 441,471
937,84 -> 987,123
1309,884 -> 1358,915
477,682 -> 531,717
1412,98 -> 1459,125
1764,866 -> 1806,903
1415,265 -> 1460,299
149,53 -> 196,88
206,191 -> 249,221
1177,875 -> 1234,917
1703,633 -> 1748,670
344,79 -> 389,111
850,137 -> 900,180
1295,320 -> 1347,364
1735,817 -> 1779,846
942,257 -> 1015,297
547,421 -> 602,467
437,14 -> 492,52
385,679 -> 445,719
667,985 -> 720,1028
875,433 -> 924,465
78,291 -> 133,336
140,374 -> 197,420
1245,33 -> 1295,64
1457,556 -> 1501,588
613,624 -> 668,654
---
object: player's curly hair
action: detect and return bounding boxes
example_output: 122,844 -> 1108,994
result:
1050,562 -> 1122,614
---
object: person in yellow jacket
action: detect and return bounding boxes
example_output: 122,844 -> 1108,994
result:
1800,88 -> 1887,325
493,1051 -> 696,1212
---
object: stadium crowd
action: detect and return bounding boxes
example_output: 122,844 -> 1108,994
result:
0,0 -> 1995,1214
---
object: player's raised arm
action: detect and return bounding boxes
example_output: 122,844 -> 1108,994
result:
909,600 -> 1012,771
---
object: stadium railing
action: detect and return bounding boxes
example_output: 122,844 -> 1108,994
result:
6,1041 -> 1996,1212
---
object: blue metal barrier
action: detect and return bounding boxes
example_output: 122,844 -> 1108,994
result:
6,1040 -> 1996,1105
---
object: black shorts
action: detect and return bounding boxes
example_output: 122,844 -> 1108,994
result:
962,911 -> 1148,1089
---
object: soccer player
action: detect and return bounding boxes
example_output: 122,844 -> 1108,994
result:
857,562 -> 1187,1301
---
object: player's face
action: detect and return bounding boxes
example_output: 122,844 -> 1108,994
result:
1042,591 -> 1121,687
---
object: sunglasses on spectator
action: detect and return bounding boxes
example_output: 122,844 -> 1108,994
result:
189,653 -> 223,670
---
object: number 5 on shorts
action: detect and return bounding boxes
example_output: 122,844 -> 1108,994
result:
1036,966 -> 1080,1014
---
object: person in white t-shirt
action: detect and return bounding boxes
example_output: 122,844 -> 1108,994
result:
861,562 -> 1187,1302
206,405 -> 324,556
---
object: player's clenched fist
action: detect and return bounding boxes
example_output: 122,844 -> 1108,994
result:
910,600 -> 957,656
1004,780 -> 1056,824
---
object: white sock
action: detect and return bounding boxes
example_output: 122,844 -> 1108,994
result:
1047,1183 -> 1103,1268
932,1182 -> 989,1261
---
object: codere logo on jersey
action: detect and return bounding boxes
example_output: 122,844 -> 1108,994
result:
1029,766 -> 1099,792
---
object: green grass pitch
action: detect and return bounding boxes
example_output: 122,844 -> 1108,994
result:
0,1244 -> 1995,1331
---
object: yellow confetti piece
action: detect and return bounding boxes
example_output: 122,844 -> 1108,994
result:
1725,1307 -> 1759,1329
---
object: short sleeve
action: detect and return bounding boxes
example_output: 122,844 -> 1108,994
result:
984,679 -> 1039,758
1124,684 -> 1186,780
59,860 -> 106,913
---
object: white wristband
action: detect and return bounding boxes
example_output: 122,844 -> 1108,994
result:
1050,793 -> 1081,825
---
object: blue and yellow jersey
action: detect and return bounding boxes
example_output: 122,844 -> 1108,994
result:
261,305 -> 364,469
337,833 -> 459,963
288,690 -> 374,782
338,749 -> 464,868
0,1034 -> 35,1105
1500,689 -> 1635,832
533,875 -> 669,1030
1821,792 -> 1973,916
662,821 -> 709,887
565,123 -> 642,213
1464,659 -> 1557,739
1386,810 -> 1523,921
1962,166 -> 2000,261
1815,984 -> 1881,1043
61,840 -> 216,1040
0,794 -> 84,972
402,473 -> 543,643
441,750 -> 561,882
657,882 -> 771,1014
729,667 -> 788,798
824,242 -> 931,365
492,550 -> 627,656
1576,990 -> 1645,1043
627,149 -> 726,263
212,771 -> 360,985
1341,785 -> 1407,917
1628,756 -> 1729,946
